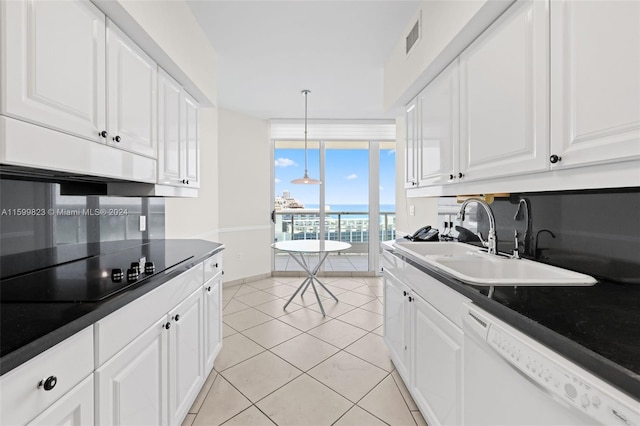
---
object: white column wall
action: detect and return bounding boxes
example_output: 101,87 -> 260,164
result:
215,109 -> 271,283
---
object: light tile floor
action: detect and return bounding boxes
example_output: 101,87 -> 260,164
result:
183,276 -> 427,426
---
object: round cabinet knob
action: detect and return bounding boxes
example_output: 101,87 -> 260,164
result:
449,174 -> 454,180
111,268 -> 123,282
113,135 -> 121,143
174,314 -> 180,322
458,172 -> 464,179
38,376 -> 57,391
186,180 -> 190,185
403,291 -> 407,296
550,154 -> 562,164
144,262 -> 155,274
164,322 -> 171,329
99,130 -> 108,138
408,296 -> 413,302
207,286 -> 212,292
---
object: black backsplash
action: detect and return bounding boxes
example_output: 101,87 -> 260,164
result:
450,189 -> 640,284
0,178 -> 165,257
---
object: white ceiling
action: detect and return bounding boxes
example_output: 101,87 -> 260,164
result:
186,1 -> 420,120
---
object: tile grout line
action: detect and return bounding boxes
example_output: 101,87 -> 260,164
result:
214,277 -> 390,426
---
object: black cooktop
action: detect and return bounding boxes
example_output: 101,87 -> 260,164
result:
0,241 -> 193,302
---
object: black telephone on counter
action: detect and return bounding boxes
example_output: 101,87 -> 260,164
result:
404,225 -> 440,242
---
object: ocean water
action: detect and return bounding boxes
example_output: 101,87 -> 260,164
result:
306,204 -> 395,213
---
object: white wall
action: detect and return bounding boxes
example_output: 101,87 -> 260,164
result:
384,1 -> 483,110
383,0 -> 516,111
395,114 -> 438,236
215,109 -> 272,283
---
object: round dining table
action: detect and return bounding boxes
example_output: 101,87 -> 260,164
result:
271,240 -> 351,316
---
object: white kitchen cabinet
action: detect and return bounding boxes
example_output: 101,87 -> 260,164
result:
404,99 -> 419,188
458,0 -> 549,182
383,271 -> 411,381
0,327 -> 94,426
27,375 -> 94,426
106,21 -> 157,159
418,59 -> 459,187
204,273 -> 223,374
0,0 -> 106,143
550,0 -> 640,170
94,259 -> 219,426
95,316 -> 169,426
168,288 -> 205,425
157,70 -> 200,188
182,93 -> 200,188
158,70 -> 182,185
410,292 -> 463,426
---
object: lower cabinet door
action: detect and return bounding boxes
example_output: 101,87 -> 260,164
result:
95,316 -> 169,426
383,272 -> 411,380
28,375 -> 94,426
168,288 -> 205,425
410,294 -> 463,426
204,274 -> 223,374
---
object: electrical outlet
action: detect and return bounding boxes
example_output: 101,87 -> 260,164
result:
139,215 -> 146,232
235,253 -> 243,261
409,205 -> 415,216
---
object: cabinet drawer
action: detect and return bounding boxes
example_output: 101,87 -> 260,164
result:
0,327 -> 93,426
95,263 -> 203,367
405,261 -> 470,329
203,254 -> 222,282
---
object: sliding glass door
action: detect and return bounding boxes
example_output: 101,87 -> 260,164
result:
272,140 -> 395,274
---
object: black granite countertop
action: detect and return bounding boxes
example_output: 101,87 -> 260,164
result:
0,239 -> 224,376
384,242 -> 640,401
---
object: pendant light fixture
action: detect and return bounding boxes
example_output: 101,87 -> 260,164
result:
291,89 -> 322,184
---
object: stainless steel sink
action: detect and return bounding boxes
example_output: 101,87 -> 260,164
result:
393,241 -> 596,287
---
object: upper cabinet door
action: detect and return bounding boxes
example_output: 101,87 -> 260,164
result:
182,92 -> 200,188
459,0 -> 549,182
158,69 -> 182,185
1,0 -> 106,143
550,0 -> 640,169
418,59 -> 459,187
107,21 -> 157,159
404,99 -> 419,188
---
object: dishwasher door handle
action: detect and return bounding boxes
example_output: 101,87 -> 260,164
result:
462,303 -> 490,340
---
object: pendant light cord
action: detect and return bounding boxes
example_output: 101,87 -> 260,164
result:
302,89 -> 310,175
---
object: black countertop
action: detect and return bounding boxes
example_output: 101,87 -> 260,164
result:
385,244 -> 640,402
0,239 -> 224,376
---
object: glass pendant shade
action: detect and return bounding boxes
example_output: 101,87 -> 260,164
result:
291,89 -> 321,185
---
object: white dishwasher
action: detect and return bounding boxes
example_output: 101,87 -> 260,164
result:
462,303 -> 639,426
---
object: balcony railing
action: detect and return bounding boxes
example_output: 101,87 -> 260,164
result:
274,211 -> 396,254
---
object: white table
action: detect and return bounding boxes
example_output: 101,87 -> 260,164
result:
271,240 -> 351,316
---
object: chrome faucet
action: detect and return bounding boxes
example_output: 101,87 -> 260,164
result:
457,198 -> 498,255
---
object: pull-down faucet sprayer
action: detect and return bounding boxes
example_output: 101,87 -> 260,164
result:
457,198 -> 498,255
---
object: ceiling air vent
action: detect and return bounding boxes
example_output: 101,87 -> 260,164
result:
405,14 -> 421,55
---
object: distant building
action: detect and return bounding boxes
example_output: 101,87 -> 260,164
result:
274,192 -> 305,210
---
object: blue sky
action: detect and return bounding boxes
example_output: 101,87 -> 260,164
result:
274,147 -> 396,206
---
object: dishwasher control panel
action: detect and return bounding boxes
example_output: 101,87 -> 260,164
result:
487,324 -> 639,426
